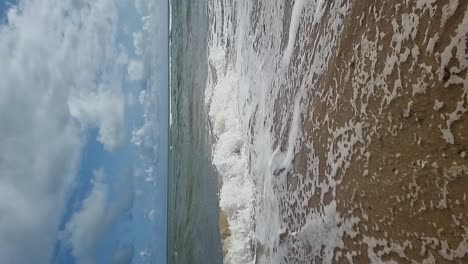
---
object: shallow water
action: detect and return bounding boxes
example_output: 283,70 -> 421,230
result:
168,0 -> 223,263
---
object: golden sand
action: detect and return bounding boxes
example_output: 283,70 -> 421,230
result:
257,0 -> 468,262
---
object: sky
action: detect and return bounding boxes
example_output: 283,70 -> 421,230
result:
0,0 -> 168,263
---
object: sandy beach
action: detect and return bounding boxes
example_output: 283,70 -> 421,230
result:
270,0 -> 468,262
207,0 -> 468,263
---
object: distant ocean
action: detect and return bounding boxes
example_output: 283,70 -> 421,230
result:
168,0 -> 223,263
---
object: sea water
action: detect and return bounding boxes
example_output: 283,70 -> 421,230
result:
168,0 -> 223,263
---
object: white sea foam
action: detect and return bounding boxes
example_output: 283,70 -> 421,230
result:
205,0 -> 261,262
207,44 -> 256,263
282,0 -> 306,68
206,0 -> 357,262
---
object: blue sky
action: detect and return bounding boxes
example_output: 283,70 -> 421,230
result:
0,0 -> 168,263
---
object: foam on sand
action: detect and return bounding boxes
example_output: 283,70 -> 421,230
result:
206,44 -> 255,263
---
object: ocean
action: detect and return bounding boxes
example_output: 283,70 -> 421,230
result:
168,0 -> 223,263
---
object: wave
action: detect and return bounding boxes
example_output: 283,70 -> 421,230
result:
206,42 -> 256,262
205,0 -> 352,262
205,0 -> 257,259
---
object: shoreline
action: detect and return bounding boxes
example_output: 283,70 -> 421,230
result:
209,0 -> 468,263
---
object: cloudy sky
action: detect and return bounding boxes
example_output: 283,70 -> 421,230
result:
0,0 -> 168,263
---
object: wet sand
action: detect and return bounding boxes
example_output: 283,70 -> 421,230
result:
254,0 -> 468,262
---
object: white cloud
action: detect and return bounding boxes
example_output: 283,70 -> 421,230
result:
131,89 -> 161,184
131,118 -> 159,164
62,169 -> 134,264
131,85 -> 161,184
138,89 -> 146,104
0,0 -> 127,262
127,59 -> 145,81
134,0 -> 145,15
68,90 -> 125,151
133,31 -> 144,56
62,170 -> 109,264
142,15 -> 152,32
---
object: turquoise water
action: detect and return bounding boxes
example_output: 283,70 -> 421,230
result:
168,0 -> 223,263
